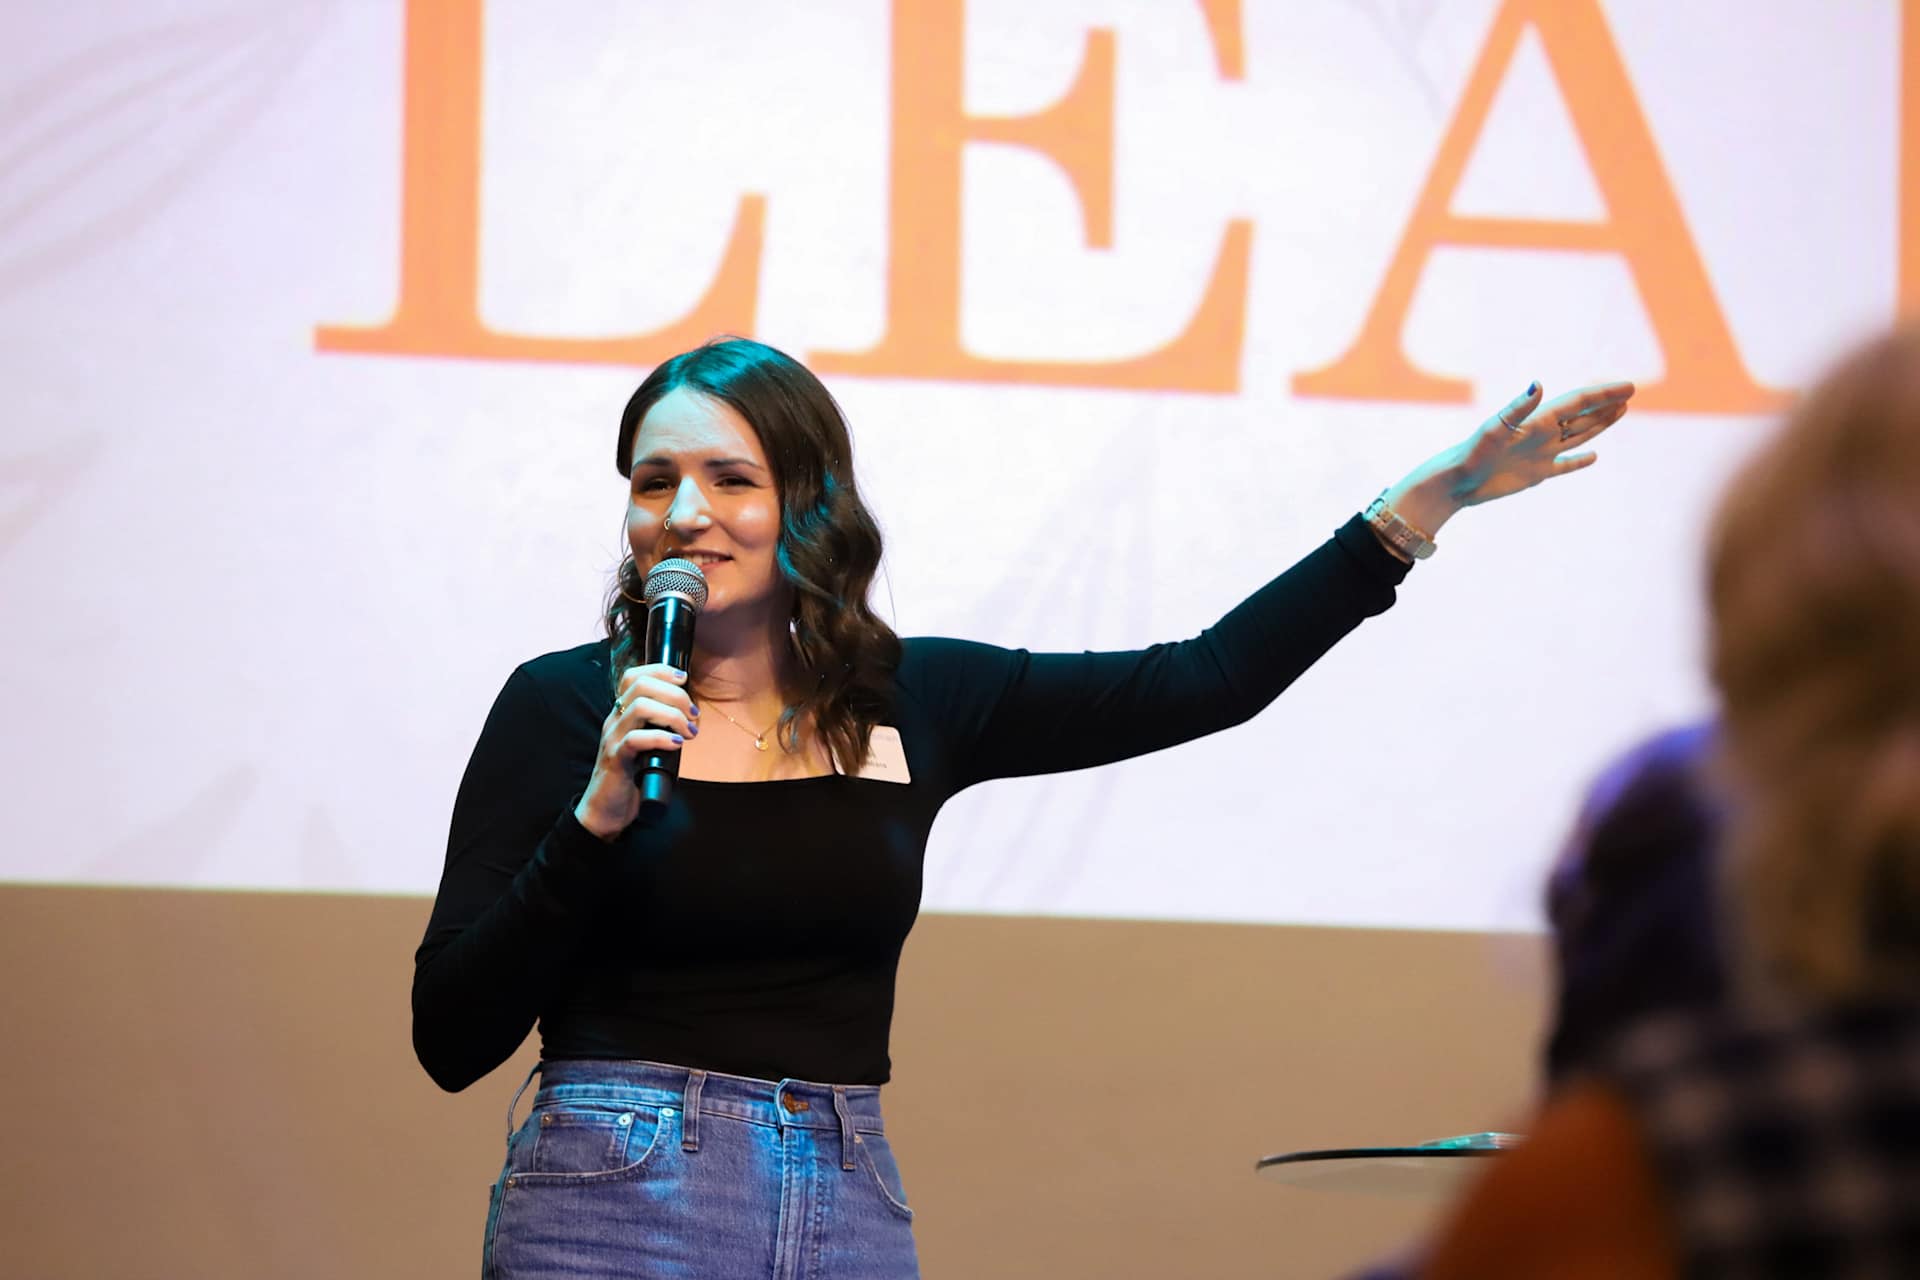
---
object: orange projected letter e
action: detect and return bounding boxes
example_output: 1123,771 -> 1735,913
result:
810,0 -> 1251,392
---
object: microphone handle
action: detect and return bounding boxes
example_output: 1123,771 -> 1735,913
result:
635,595 -> 697,819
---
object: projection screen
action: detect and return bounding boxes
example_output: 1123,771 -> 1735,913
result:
1,0 -> 1905,931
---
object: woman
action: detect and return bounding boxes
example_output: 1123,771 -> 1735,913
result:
412,337 -> 1634,1278
1421,325 -> 1920,1279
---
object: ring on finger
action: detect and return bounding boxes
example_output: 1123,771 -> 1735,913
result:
1497,411 -> 1525,435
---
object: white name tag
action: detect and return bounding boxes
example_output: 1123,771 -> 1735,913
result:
844,725 -> 911,784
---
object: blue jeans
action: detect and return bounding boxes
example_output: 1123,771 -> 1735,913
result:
482,1060 -> 920,1279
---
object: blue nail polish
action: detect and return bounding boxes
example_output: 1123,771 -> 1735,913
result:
670,734 -> 684,744
689,703 -> 700,717
687,724 -> 698,735
1527,381 -> 1540,396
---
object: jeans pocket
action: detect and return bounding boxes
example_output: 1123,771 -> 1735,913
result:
510,1103 -> 664,1184
857,1132 -> 914,1221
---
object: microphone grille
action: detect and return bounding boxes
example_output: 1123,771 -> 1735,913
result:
642,558 -> 709,610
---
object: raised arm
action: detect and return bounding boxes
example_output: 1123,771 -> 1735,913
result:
929,516 -> 1407,787
928,378 -> 1635,787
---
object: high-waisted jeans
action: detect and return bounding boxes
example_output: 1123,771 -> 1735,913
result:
482,1060 -> 920,1280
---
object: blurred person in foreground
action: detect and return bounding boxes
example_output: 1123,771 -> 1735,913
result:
1538,721 -> 1728,1089
1421,324 -> 1920,1279
1351,721 -> 1729,1280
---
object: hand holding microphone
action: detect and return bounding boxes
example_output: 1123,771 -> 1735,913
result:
573,559 -> 708,839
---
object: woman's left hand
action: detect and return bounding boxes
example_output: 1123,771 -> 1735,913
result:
1451,379 -> 1637,507
1377,379 -> 1637,548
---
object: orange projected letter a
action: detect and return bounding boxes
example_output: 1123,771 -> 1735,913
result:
315,0 -> 762,368
1294,0 -> 1782,414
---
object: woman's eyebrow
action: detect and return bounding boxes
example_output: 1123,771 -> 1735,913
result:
632,453 -> 766,471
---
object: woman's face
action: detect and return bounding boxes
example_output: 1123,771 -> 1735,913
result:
626,387 -> 786,624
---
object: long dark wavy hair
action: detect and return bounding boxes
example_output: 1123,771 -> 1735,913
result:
606,337 -> 900,773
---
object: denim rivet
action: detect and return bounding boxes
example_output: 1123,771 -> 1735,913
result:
618,1114 -> 632,1126
539,1114 -> 552,1125
662,1108 -> 675,1118
854,1134 -> 863,1143
505,1177 -> 517,1188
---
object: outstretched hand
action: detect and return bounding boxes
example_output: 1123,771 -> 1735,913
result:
1452,380 -> 1637,507
1371,379 -> 1638,555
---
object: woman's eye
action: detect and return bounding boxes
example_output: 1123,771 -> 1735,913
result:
636,477 -> 673,494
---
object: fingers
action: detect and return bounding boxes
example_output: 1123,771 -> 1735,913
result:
615,662 -> 689,698
1546,386 -> 1628,473
614,727 -> 686,763
615,693 -> 698,740
1486,380 -> 1543,434
1547,380 -> 1636,421
614,664 -> 696,722
1556,397 -> 1631,444
609,665 -> 699,757
1487,377 -> 1635,441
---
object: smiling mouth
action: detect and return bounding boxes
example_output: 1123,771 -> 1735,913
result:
673,553 -> 731,569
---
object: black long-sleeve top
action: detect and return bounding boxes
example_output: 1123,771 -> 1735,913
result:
413,517 -> 1410,1091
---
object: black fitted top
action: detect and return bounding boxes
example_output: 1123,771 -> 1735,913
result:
413,517 -> 1410,1091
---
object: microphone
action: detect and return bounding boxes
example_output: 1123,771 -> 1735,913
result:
634,557 -> 708,819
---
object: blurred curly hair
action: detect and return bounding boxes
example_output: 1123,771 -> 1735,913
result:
1708,324 -> 1920,999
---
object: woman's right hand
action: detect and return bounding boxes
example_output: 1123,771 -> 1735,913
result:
573,663 -> 699,840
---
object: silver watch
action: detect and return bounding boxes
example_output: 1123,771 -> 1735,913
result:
1364,493 -> 1437,561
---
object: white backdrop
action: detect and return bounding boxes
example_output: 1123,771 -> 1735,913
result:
0,0 -> 1901,929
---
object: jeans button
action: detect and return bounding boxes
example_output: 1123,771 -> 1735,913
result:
780,1093 -> 809,1114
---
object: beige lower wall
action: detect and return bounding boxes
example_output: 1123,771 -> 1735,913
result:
0,886 -> 1547,1278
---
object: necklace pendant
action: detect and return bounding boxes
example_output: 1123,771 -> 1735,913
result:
753,734 -> 769,751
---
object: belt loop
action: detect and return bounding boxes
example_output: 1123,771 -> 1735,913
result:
681,1070 -> 707,1153
832,1086 -> 856,1171
505,1061 -> 542,1143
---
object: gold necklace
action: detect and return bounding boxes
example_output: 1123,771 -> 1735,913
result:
707,702 -> 787,751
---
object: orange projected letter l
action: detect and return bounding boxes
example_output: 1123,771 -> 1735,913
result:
315,0 -> 762,369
